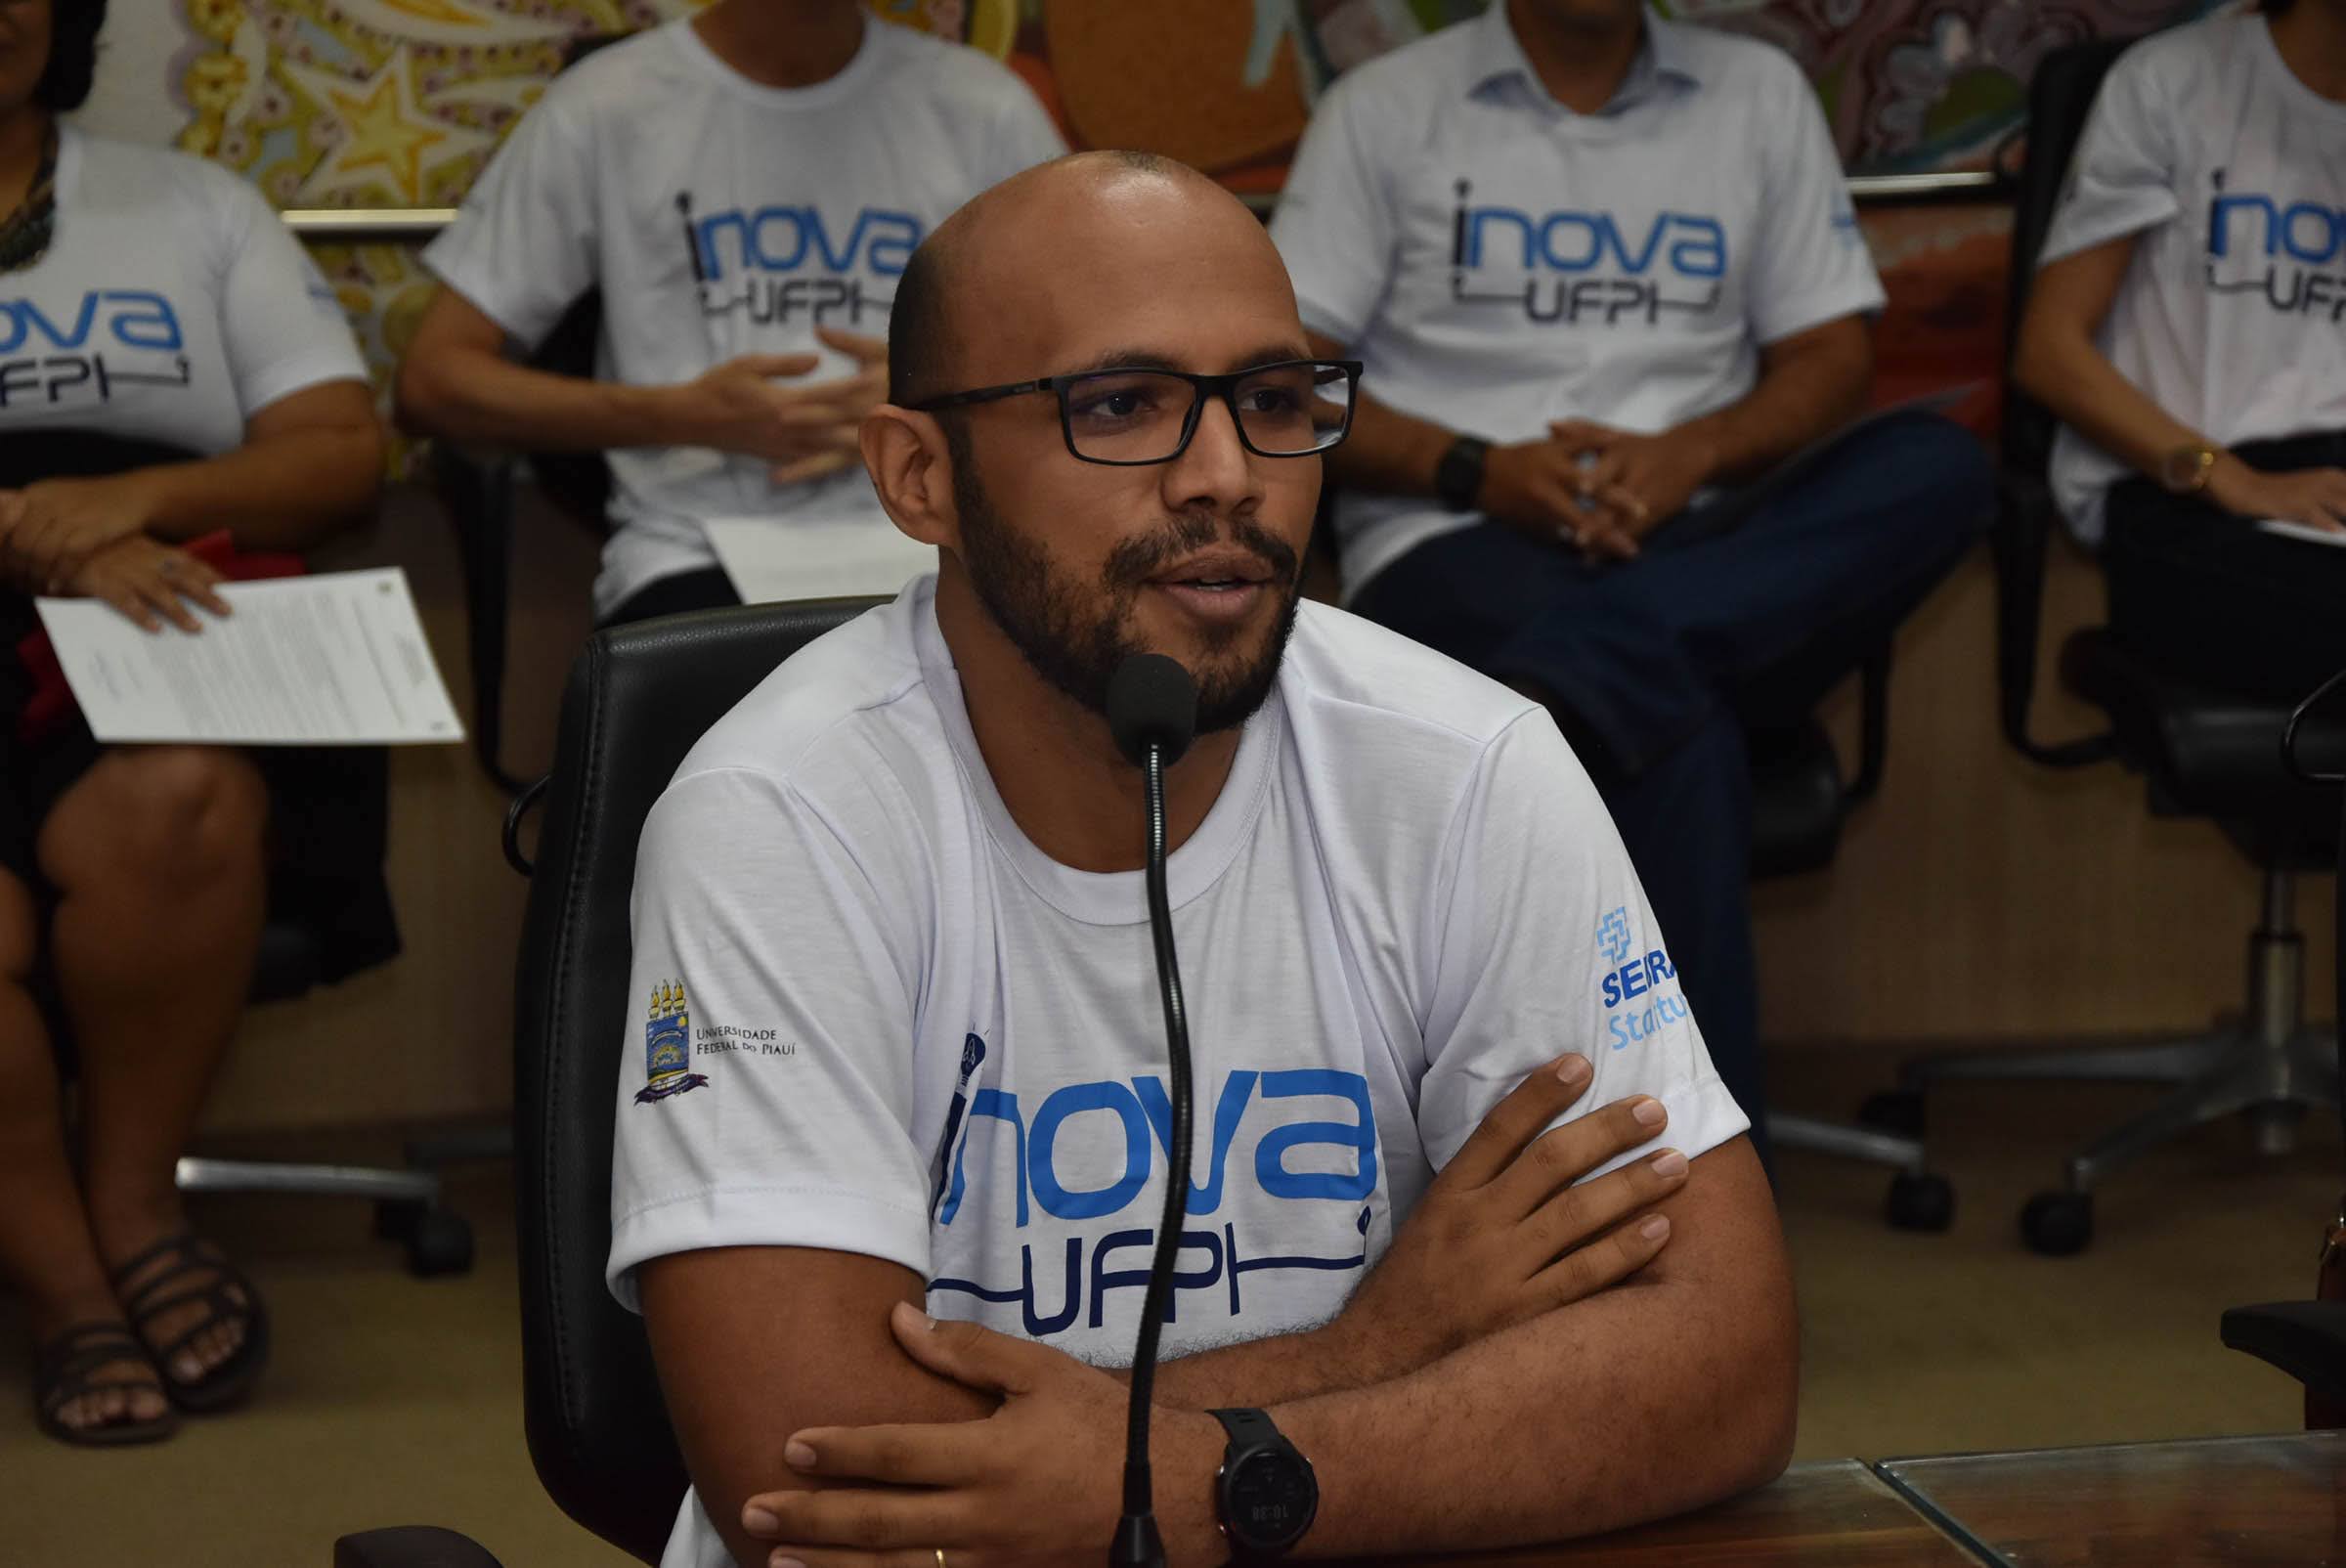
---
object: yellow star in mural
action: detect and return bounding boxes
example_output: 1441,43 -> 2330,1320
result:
325,53 -> 448,202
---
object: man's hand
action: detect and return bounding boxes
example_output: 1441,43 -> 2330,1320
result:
742,1300 -> 1225,1568
0,473 -> 161,588
1547,419 -> 1721,544
2207,458 -> 2346,533
673,327 -> 891,486
59,536 -> 231,633
1479,438 -> 1641,561
1325,1053 -> 1685,1382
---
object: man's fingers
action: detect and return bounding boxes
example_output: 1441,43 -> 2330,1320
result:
1442,1053 -> 1596,1188
766,1418 -> 986,1491
94,578 -> 161,632
1488,1094 -> 1671,1214
816,325 -> 891,363
1520,1146 -> 1690,1268
139,573 -> 203,633
1525,1211 -> 1673,1310
738,351 -> 824,380
742,1479 -> 970,1550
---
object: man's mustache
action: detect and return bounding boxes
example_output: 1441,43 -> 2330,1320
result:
1102,511 -> 1301,588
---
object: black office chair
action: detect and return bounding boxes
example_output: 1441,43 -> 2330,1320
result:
0,429 -> 469,1277
1880,38 -> 2346,1255
2222,669 -> 2346,1424
334,598 -> 882,1568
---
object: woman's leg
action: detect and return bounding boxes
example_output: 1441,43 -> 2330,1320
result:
0,865 -> 168,1431
36,746 -> 267,1387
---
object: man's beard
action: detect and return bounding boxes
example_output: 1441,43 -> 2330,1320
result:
948,432 -> 1302,738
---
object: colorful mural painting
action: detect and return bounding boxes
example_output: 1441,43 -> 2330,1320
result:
82,0 -> 2239,461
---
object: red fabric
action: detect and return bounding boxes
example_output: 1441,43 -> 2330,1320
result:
13,530 -> 306,747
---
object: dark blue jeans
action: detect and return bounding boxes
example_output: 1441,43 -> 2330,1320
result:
1350,411 -> 1992,1150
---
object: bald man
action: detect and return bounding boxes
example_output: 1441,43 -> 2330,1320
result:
611,152 -> 1794,1568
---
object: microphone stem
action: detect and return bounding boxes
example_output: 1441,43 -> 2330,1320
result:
1113,742 -> 1195,1566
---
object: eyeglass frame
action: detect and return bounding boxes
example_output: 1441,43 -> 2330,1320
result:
906,357 -> 1366,467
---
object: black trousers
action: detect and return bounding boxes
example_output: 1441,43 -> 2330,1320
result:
2103,430 -> 2346,704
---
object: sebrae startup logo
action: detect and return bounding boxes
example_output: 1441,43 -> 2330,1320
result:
1595,905 -> 1688,1050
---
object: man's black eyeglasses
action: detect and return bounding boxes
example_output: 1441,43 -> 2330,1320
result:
910,358 -> 1363,466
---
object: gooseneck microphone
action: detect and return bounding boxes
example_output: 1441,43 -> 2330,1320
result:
1105,654 -> 1200,1568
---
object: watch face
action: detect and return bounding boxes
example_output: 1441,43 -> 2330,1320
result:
1225,1448 -> 1318,1551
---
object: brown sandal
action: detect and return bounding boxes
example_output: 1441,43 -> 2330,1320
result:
110,1231 -> 270,1414
33,1321 -> 178,1446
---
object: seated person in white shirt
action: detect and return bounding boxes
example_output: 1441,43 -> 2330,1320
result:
0,0 -> 383,1443
395,0 -> 1064,627
1270,0 -> 1992,1154
613,152 -> 1794,1568
2017,0 -> 2346,701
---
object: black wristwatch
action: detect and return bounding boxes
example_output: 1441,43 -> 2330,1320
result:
1210,1407 -> 1319,1559
1434,434 -> 1490,512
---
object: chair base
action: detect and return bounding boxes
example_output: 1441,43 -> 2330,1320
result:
1902,1024 -> 2337,1198
1768,1111 -> 1925,1173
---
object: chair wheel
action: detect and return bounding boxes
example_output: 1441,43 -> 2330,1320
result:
404,1207 -> 475,1279
2021,1191 -> 2093,1256
1858,1089 -> 1926,1137
1885,1172 -> 1954,1232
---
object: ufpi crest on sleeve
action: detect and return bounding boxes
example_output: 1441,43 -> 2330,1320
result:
634,980 -> 710,1105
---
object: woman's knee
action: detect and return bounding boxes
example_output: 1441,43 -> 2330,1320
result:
36,748 -> 268,892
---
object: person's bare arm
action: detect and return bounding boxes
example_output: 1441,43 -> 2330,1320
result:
1274,1134 -> 1794,1556
1669,312 -> 1873,485
2016,235 -> 2346,529
395,285 -> 880,484
0,378 -> 384,583
641,1246 -> 994,1568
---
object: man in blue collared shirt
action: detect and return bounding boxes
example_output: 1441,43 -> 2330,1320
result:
1274,0 -> 1991,1151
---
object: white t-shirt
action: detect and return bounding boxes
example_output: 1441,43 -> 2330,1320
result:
0,131 -> 364,451
611,579 -> 1748,1568
2043,14 -> 2346,544
1271,8 -> 1883,599
422,17 -> 1065,618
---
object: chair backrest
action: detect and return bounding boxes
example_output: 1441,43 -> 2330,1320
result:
512,597 -> 884,1564
1991,36 -> 2139,768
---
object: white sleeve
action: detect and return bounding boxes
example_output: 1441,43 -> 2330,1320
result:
212,176 -> 368,417
1270,77 -> 1399,349
1744,62 -> 1886,345
1415,714 -> 1749,1181
2037,48 -> 2179,268
984,71 -> 1068,182
607,767 -> 932,1312
421,88 -> 599,350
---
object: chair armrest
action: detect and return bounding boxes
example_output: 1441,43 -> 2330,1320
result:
426,441 -> 528,795
2221,1300 -> 2346,1401
332,1526 -> 506,1568
1991,469 -> 2115,768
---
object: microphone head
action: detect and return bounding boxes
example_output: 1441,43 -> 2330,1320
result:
1107,654 -> 1198,768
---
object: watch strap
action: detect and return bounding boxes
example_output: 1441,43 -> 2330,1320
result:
1435,434 -> 1490,512
1211,1407 -> 1279,1449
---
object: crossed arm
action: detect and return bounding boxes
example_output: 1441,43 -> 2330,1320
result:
642,1067 -> 1795,1568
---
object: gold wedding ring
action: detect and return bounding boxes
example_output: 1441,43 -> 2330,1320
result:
934,1551 -> 948,1568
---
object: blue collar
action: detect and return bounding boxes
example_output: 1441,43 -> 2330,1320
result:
1465,4 -> 1702,113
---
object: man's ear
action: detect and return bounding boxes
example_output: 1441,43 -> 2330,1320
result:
861,406 -> 958,550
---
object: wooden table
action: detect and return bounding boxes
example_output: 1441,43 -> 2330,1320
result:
1879,1431 -> 2346,1567
1329,1459 -> 1984,1565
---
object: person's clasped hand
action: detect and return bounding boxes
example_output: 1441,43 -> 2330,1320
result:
1548,417 -> 1718,547
681,325 -> 891,489
60,536 -> 231,633
740,1299 -> 1225,1568
0,472 -> 162,590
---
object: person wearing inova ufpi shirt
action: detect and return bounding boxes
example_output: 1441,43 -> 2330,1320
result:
1269,0 -> 1992,1165
2018,0 -> 2346,702
0,0 -> 383,1448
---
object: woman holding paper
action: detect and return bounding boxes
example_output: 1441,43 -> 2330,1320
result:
0,0 -> 382,1444
2015,0 -> 2346,700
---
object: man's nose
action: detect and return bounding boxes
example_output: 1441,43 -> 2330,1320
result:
1161,393 -> 1265,515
